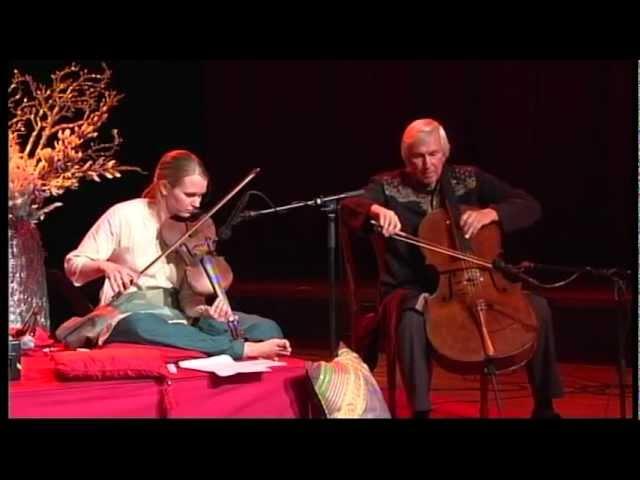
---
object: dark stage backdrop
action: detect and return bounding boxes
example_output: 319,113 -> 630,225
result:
202,60 -> 636,282
18,60 -> 635,286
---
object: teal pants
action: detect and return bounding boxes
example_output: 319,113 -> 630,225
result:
104,311 -> 283,360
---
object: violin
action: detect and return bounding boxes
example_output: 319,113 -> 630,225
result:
109,168 -> 260,339
160,213 -> 233,295
160,213 -> 243,339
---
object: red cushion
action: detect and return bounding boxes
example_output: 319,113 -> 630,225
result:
53,348 -> 170,380
100,343 -> 207,363
52,342 -> 210,381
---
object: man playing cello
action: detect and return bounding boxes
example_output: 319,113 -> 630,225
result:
342,118 -> 564,419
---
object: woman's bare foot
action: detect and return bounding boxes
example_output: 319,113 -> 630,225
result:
243,338 -> 292,359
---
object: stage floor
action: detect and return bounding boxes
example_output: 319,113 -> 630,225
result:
295,347 -> 634,419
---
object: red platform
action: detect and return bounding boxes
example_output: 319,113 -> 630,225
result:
10,344 -> 315,419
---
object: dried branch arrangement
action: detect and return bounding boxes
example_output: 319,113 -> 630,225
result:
9,62 -> 144,222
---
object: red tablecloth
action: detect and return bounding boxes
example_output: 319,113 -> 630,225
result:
10,345 -> 315,418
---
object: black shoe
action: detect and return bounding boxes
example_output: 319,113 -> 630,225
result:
413,410 -> 431,419
531,408 -> 562,419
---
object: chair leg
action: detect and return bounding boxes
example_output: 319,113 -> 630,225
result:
480,373 -> 489,418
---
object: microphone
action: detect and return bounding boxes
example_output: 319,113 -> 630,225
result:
218,191 -> 252,240
238,209 -> 259,220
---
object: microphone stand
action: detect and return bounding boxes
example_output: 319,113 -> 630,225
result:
509,261 -> 633,419
236,189 -> 365,357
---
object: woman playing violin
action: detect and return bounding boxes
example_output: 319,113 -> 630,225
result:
63,149 -> 291,360
341,119 -> 563,418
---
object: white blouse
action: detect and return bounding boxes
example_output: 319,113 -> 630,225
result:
65,198 -> 204,313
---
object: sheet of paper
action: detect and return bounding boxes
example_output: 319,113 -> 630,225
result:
177,355 -> 287,377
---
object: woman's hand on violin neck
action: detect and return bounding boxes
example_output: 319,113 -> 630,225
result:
459,208 -> 499,239
197,297 -> 235,321
99,261 -> 140,294
243,338 -> 292,360
370,204 -> 402,237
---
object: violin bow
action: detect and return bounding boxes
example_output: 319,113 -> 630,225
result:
138,168 -> 260,278
110,168 -> 260,300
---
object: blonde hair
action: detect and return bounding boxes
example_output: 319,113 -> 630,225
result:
142,150 -> 208,200
400,118 -> 451,162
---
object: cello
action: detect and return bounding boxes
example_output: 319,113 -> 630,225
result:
373,167 -> 539,378
418,208 -> 538,375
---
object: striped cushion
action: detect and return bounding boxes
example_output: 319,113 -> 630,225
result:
306,343 -> 390,418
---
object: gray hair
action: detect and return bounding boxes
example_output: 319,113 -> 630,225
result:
400,118 -> 450,162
